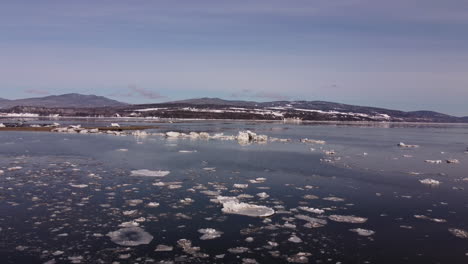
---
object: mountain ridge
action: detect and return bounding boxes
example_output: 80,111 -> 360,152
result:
0,93 -> 128,108
0,94 -> 466,123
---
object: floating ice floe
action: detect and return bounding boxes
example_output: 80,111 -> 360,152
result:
419,179 -> 440,186
177,239 -> 205,256
350,228 -> 375,236
126,199 -> 144,207
328,215 -> 368,224
69,184 -> 88,188
414,215 -> 446,223
180,198 -> 194,204
323,197 -> 345,202
7,166 -> 22,171
228,247 -> 249,254
242,258 -> 259,264
237,130 -> 268,145
398,142 -> 419,148
166,131 -> 181,138
111,123 -> 120,127
131,169 -> 170,177
221,201 -> 275,217
287,252 -> 311,263
122,210 -> 138,216
198,228 -> 223,240
294,214 -> 327,228
256,192 -> 269,199
249,178 -> 267,184
116,149 -> 128,152
303,194 -> 319,200
179,150 -> 197,153
288,235 -> 302,243
301,138 -> 326,144
245,237 -> 254,242
0,123 -> 5,128
68,256 -> 83,263
234,184 -> 249,189
155,244 -> 174,252
448,228 -> 468,239
107,227 -> 153,246
298,207 -> 324,214
425,160 -> 442,164
147,202 -> 160,208
269,137 -> 291,143
446,159 -> 460,164
214,196 -> 239,204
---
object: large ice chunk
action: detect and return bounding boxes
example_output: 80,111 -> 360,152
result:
198,228 -> 223,240
107,227 -> 153,246
131,169 -> 170,177
328,215 -> 367,224
221,201 -> 274,217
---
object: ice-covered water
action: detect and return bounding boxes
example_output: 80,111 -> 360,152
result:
0,119 -> 468,263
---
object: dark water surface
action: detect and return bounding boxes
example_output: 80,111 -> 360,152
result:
1,119 -> 467,263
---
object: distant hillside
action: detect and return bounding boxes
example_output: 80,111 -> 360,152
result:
123,97 -> 466,123
166,97 -> 258,107
0,95 -> 466,123
0,93 -> 127,108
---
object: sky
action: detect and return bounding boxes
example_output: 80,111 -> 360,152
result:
0,0 -> 467,116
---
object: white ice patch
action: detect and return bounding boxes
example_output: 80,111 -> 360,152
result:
300,138 -> 326,144
288,235 -> 302,243
166,131 -> 181,137
234,184 -> 249,189
107,227 -> 153,246
414,215 -> 446,223
295,214 -> 327,228
328,215 -> 368,224
179,150 -> 197,153
425,160 -> 442,164
214,196 -> 239,204
69,184 -> 88,188
131,169 -> 170,177
147,202 -> 160,208
155,244 -> 173,252
228,247 -> 249,254
350,228 -> 375,236
419,179 -> 440,186
198,228 -> 223,240
298,207 -> 324,214
448,228 -> 468,239
398,142 -> 419,148
221,201 -> 275,217
323,197 -> 345,202
117,149 -> 129,152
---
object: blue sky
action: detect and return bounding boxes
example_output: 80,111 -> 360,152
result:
1,0 -> 467,115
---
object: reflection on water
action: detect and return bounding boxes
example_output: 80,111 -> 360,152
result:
0,119 -> 467,264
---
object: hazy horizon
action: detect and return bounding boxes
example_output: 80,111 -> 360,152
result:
1,1 -> 467,115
